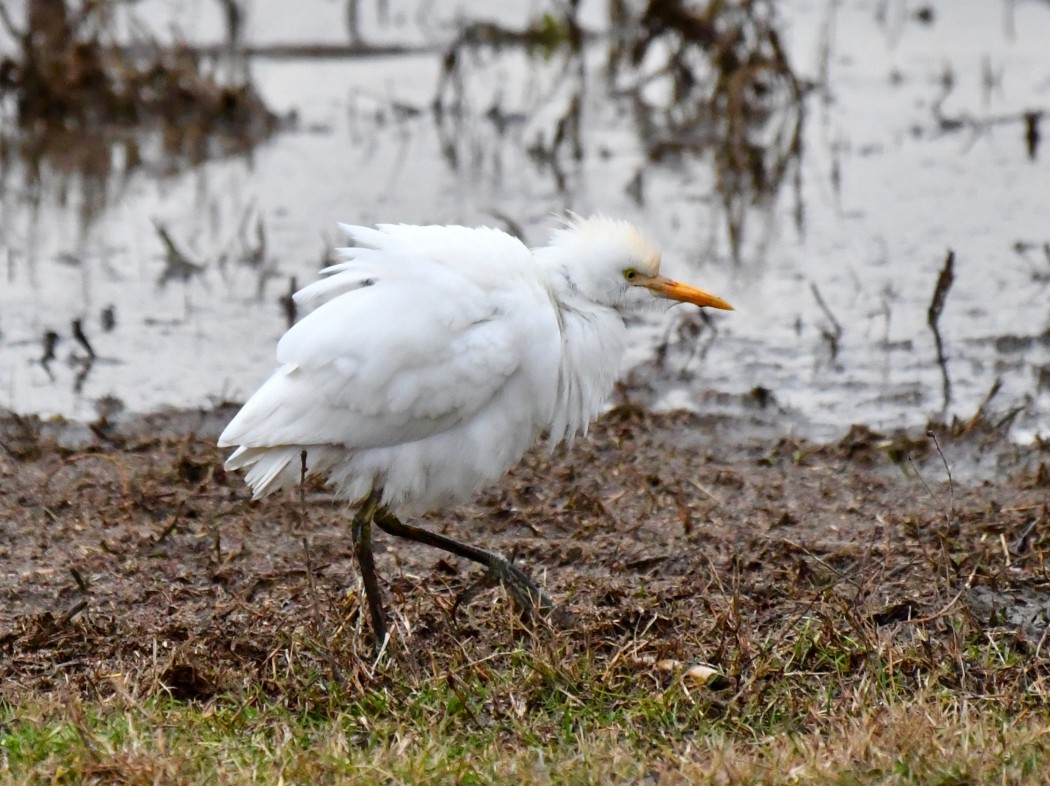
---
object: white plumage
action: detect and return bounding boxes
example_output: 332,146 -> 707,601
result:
220,215 -> 732,514
220,215 -> 732,646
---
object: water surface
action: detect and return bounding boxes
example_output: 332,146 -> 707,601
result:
1,0 -> 1047,442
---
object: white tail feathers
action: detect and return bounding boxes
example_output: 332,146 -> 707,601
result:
225,446 -> 304,499
224,444 -> 351,500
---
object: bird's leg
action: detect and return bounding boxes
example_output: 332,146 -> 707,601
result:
372,508 -> 555,620
351,488 -> 388,652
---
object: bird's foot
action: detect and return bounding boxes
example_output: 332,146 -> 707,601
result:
453,554 -> 574,629
451,570 -> 499,616
370,508 -> 574,628
491,557 -> 555,620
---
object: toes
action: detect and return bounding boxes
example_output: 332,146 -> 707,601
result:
452,571 -> 499,616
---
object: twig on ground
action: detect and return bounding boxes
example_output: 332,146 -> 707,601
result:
69,566 -> 89,593
925,430 -> 955,530
56,598 -> 89,628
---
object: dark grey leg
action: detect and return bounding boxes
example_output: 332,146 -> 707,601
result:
351,488 -> 388,652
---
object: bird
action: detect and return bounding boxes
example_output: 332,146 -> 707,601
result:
219,214 -> 733,650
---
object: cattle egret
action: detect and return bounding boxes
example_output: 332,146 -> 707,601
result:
219,215 -> 732,649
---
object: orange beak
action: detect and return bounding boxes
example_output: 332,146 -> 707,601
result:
639,274 -> 734,310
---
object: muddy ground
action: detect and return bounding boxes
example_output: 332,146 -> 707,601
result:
1,404 -> 1048,705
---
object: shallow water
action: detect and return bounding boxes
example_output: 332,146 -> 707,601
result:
1,0 -> 1048,442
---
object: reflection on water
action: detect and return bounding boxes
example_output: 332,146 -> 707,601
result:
0,0 -> 1048,444
607,0 -> 804,262
0,0 -> 276,226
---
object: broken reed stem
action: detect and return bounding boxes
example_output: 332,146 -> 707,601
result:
280,276 -> 298,328
809,282 -> 842,337
927,250 -> 955,409
71,319 -> 97,359
810,282 -> 842,360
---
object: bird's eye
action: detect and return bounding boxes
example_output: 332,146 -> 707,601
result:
623,268 -> 638,281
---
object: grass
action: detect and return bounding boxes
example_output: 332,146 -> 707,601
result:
4,616 -> 1049,785
3,690 -> 1048,785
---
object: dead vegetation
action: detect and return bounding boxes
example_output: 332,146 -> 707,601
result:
0,404 -> 1048,780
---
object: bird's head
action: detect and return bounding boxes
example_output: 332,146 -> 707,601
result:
543,214 -> 734,313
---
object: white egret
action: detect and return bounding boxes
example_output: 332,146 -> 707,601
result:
219,215 -> 732,648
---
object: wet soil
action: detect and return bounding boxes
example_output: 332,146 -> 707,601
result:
1,405 -> 1048,703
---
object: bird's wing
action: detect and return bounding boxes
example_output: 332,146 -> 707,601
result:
219,250 -> 553,453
